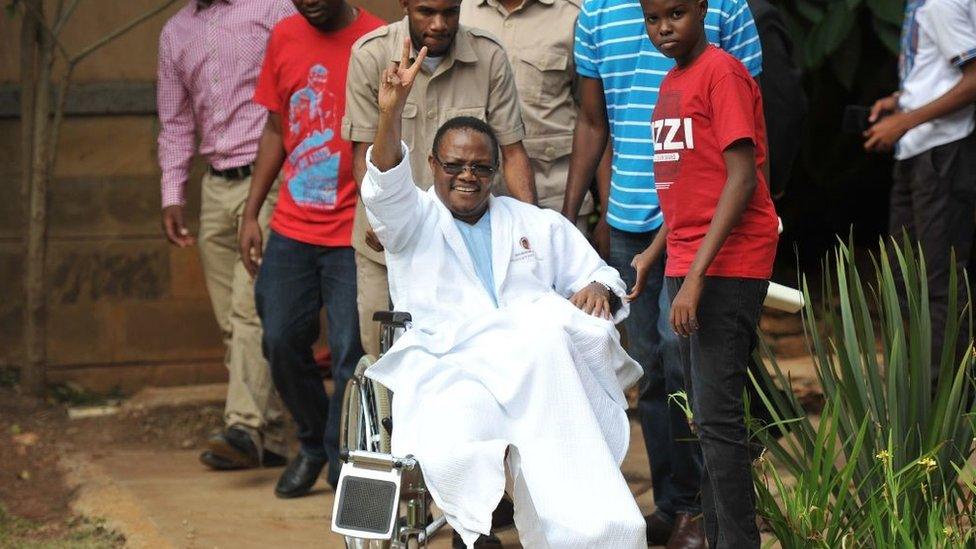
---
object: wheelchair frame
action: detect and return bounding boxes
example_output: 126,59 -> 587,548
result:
334,312 -> 448,549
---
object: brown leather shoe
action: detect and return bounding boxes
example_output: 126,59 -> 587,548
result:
645,512 -> 674,546
666,513 -> 705,549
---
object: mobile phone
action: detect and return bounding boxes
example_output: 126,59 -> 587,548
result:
842,105 -> 873,134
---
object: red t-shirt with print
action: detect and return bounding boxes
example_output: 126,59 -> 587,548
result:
651,45 -> 779,278
254,11 -> 384,246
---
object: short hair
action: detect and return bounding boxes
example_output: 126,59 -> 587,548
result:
431,116 -> 500,166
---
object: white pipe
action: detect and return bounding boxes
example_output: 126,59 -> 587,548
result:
764,282 -> 804,313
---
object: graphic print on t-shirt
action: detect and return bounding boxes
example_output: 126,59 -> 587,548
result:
650,91 -> 691,191
286,64 -> 341,210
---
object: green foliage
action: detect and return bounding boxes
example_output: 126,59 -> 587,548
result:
773,0 -> 902,269
750,235 -> 976,546
778,0 -> 903,75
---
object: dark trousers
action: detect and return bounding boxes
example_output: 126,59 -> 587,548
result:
255,231 -> 364,480
890,132 -> 976,377
667,276 -> 767,549
609,228 -> 702,520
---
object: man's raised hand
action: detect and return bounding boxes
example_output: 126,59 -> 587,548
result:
378,38 -> 428,115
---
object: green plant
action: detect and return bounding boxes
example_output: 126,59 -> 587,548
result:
750,235 -> 976,546
776,0 -> 903,86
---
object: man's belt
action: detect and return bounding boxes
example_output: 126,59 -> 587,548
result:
209,164 -> 253,180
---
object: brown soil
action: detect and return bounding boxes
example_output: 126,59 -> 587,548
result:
63,403 -> 224,455
0,387 -> 74,528
0,384 -> 227,547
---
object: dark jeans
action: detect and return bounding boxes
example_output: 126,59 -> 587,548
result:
255,231 -> 364,479
609,227 -> 702,520
890,132 -> 976,377
667,276 -> 767,549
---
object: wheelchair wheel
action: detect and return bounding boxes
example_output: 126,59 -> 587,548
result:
340,355 -> 393,454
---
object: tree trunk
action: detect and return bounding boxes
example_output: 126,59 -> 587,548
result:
16,0 -> 178,394
19,1 -> 37,200
24,0 -> 53,396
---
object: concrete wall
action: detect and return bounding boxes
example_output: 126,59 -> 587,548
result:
0,0 -> 402,393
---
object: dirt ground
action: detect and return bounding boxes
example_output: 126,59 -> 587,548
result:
0,353 -> 820,548
0,386 -> 120,548
0,382 -> 227,548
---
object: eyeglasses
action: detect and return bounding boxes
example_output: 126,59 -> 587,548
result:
432,155 -> 497,179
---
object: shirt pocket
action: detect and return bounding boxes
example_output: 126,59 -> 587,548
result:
516,51 -> 570,105
402,102 -> 420,144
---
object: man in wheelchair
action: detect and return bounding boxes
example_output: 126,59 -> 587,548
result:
358,42 -> 646,548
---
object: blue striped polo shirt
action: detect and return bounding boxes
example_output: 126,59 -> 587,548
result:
575,0 -> 763,233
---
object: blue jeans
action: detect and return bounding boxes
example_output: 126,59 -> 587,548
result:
608,227 -> 702,520
254,231 -> 364,482
667,276 -> 767,549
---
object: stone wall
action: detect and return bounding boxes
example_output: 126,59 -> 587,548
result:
1,0 -> 402,393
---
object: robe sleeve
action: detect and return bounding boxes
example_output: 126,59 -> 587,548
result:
549,213 -> 630,324
362,142 -> 428,254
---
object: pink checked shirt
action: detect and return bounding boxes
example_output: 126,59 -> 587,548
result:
156,0 -> 295,207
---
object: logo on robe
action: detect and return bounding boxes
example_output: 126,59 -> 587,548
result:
519,237 -> 531,250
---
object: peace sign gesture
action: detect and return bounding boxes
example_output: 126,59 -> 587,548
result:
378,37 -> 428,115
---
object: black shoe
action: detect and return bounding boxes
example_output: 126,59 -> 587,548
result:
452,530 -> 503,549
261,449 -> 288,468
275,453 -> 327,499
206,426 -> 260,469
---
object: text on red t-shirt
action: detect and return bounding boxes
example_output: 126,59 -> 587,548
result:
651,45 -> 779,278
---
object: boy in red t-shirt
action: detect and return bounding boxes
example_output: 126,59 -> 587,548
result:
627,0 -> 779,546
237,0 -> 384,500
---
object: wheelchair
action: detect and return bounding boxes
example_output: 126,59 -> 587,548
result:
331,311 -> 449,548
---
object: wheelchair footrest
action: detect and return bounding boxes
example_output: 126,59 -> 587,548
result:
332,455 -> 402,540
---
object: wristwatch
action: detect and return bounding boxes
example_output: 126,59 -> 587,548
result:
593,281 -> 621,313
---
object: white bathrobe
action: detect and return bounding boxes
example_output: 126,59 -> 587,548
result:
361,143 -> 646,549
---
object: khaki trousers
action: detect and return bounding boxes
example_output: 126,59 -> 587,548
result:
198,172 -> 287,455
354,251 -> 390,358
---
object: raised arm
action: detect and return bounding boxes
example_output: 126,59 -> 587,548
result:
371,39 -> 426,168
360,39 -> 429,254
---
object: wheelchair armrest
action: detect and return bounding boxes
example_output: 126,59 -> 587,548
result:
372,311 -> 412,327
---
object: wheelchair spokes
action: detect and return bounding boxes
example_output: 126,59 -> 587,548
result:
333,312 -> 447,549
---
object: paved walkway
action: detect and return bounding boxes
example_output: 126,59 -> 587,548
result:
65,419 -> 651,548
63,356 -> 815,548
